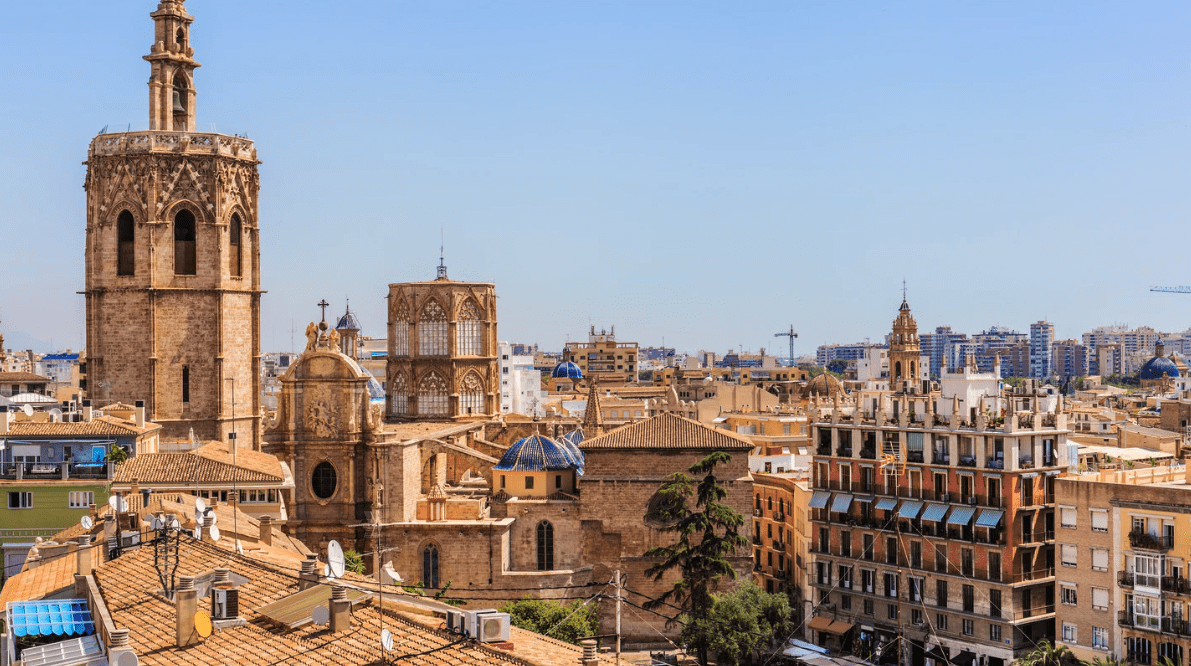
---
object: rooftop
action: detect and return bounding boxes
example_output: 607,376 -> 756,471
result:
6,415 -> 160,438
113,443 -> 287,485
581,412 -> 753,451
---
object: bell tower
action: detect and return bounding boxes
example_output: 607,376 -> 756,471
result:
145,0 -> 198,132
889,296 -> 921,390
83,1 -> 263,448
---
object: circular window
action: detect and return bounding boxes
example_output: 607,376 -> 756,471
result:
312,462 -> 337,499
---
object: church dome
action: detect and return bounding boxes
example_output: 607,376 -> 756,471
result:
1140,352 -> 1179,381
804,373 -> 845,398
557,430 -> 586,476
336,310 -> 361,331
494,434 -> 582,472
551,362 -> 583,380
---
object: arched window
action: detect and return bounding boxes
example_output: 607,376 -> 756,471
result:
1159,643 -> 1182,666
172,72 -> 188,117
459,372 -> 484,416
456,300 -> 482,355
767,497 -> 773,510
422,544 -> 440,588
117,211 -> 135,275
229,214 -> 242,277
312,462 -> 337,499
536,521 -> 554,571
176,27 -> 186,50
392,301 -> 410,356
894,361 -> 902,381
390,372 -> 408,417
418,300 -> 447,356
910,361 -> 916,379
417,372 -> 448,417
174,209 -> 196,275
755,494 -> 761,510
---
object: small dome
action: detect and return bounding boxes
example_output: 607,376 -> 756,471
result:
336,310 -> 362,331
552,362 -> 583,380
494,434 -> 582,472
1140,355 -> 1179,381
804,373 -> 845,398
557,430 -> 586,476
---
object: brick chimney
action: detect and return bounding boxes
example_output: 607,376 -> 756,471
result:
299,555 -> 319,590
82,400 -> 93,422
175,576 -> 198,647
77,535 -> 93,576
134,400 -> 146,429
259,516 -> 273,547
0,406 -> 7,434
329,585 -> 351,633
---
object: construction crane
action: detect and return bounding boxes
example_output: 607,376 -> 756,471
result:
1152,286 -> 1191,294
774,326 -> 798,367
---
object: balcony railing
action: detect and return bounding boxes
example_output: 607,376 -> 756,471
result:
838,447 -> 853,457
1013,604 -> 1056,620
1020,529 -> 1055,544
1119,571 -> 1135,587
906,451 -> 924,463
1010,567 -> 1055,584
1129,531 -> 1174,551
1164,576 -> 1191,594
0,461 -> 113,480
958,456 -> 977,468
859,448 -> 877,460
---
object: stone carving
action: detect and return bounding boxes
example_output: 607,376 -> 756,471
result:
328,328 -> 340,351
305,322 -> 318,351
305,386 -> 338,439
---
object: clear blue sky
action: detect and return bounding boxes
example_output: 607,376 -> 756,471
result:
1,1 -> 1188,356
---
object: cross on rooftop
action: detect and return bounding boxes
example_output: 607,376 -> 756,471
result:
317,299 -> 330,322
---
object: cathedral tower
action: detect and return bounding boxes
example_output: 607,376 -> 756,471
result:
889,297 -> 921,391
83,0 -> 262,448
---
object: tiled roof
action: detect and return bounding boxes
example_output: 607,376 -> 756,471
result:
100,403 -> 137,412
6,415 -> 159,437
580,412 -> 754,451
193,442 -> 288,480
88,541 -> 552,665
113,450 -> 283,485
0,548 -> 79,606
0,372 -> 51,383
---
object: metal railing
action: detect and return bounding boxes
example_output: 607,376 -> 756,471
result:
1129,531 -> 1174,551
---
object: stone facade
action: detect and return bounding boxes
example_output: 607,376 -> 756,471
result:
83,0 -> 262,448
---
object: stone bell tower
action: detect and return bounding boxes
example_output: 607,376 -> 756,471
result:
889,296 -> 921,390
82,0 -> 263,448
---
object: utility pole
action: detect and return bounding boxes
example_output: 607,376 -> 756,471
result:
225,377 -> 238,547
614,569 -> 622,666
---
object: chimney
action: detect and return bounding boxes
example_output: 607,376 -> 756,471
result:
259,516 -> 273,547
329,585 -> 351,633
134,400 -> 146,429
176,576 -> 199,647
77,535 -> 93,576
102,514 -> 117,562
299,555 -> 319,590
82,400 -> 93,422
0,406 -> 7,434
580,639 -> 599,666
202,515 -> 215,543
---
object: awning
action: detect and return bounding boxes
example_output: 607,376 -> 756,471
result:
855,496 -> 875,503
825,619 -> 854,635
925,645 -> 949,663
952,651 -> 977,666
920,503 -> 949,523
947,505 -> 977,526
898,500 -> 924,519
975,509 -> 1004,528
875,497 -> 898,511
1021,472 -> 1038,479
809,491 -> 830,509
808,616 -> 854,635
830,493 -> 854,513
8,599 -> 95,637
808,616 -> 834,632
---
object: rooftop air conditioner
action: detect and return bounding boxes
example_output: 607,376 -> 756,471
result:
119,530 -> 141,548
474,611 -> 511,643
212,587 -> 240,620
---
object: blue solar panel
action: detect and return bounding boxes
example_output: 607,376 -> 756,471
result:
7,599 -> 95,638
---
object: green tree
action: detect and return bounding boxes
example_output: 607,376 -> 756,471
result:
703,581 -> 792,666
643,450 -> 749,666
343,549 -> 366,575
498,598 -> 598,645
1018,641 -> 1077,666
105,445 -> 130,466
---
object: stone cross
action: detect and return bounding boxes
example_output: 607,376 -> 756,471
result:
318,299 -> 330,322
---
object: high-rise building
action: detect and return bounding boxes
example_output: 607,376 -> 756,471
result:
1030,321 -> 1055,379
1051,340 -> 1089,381
83,0 -> 262,448
921,327 -> 969,379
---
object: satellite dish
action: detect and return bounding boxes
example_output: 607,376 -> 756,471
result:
209,525 -> 221,542
150,515 -> 163,531
327,540 -> 346,578
311,605 -> 329,627
323,564 -> 330,578
108,496 -> 119,510
49,408 -> 62,422
381,562 -> 402,584
115,651 -> 139,666
22,404 -> 33,417
381,628 -> 394,652
193,528 -> 202,540
81,515 -> 94,530
171,518 -> 182,532
195,497 -> 207,514
118,497 -> 129,512
194,610 -> 213,638
236,540 -> 244,555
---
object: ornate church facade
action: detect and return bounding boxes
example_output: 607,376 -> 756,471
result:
82,0 -> 262,448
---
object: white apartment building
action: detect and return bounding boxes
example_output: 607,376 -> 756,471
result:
499,341 -> 545,417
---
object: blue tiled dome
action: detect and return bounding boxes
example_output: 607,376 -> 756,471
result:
1140,355 -> 1179,381
337,310 -> 362,331
556,430 -> 586,476
551,362 -> 583,380
494,434 -> 582,472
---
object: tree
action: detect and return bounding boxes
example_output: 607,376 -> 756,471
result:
498,598 -> 598,645
1018,641 -> 1077,666
105,445 -> 130,466
343,549 -> 366,575
643,450 -> 749,666
702,581 -> 792,666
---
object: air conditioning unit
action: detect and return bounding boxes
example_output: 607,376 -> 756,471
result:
968,497 -> 977,506
445,609 -> 472,636
119,530 -> 141,548
474,611 -> 510,643
212,587 -> 240,620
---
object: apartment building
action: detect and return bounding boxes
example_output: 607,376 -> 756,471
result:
561,326 -> 638,384
753,471 -> 814,639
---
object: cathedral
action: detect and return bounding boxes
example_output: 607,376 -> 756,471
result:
83,0 -> 262,449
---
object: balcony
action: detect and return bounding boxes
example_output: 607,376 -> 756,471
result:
1129,531 -> 1174,551
838,447 -> 853,457
0,462 -> 113,480
1164,576 -> 1191,595
957,456 -> 977,468
906,451 -> 924,463
816,445 -> 832,456
985,458 -> 1005,470
931,454 -> 950,465
1013,604 -> 1056,621
1020,529 -> 1055,544
1019,458 -> 1035,470
1119,571 -> 1135,588
1010,567 -> 1056,584
859,448 -> 877,460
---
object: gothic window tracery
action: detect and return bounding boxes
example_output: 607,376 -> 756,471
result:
390,372 -> 409,416
418,300 -> 447,356
229,214 -> 243,277
117,210 -> 135,276
393,301 -> 410,356
537,521 -> 554,571
418,372 -> 449,417
457,300 -> 483,356
422,543 -> 440,588
459,372 -> 484,416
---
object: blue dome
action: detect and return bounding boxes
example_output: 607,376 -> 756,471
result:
551,362 -> 583,380
494,434 -> 581,472
1140,355 -> 1180,381
556,431 -> 586,476
337,310 -> 362,331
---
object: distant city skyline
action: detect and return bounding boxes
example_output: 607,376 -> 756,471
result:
1,1 -> 1188,355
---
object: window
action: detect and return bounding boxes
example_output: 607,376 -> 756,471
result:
1061,544 -> 1077,567
908,576 -> 922,602
229,214 -> 243,277
884,572 -> 898,598
390,372 -> 408,416
838,565 -> 852,589
936,613 -> 947,631
863,534 -> 874,561
887,604 -> 898,620
962,618 -> 973,636
69,491 -> 94,509
962,584 -> 974,613
174,208 -> 197,275
422,544 -> 440,588
1092,548 -> 1108,572
1092,587 -> 1109,610
456,300 -> 483,355
117,211 -> 135,275
990,624 -> 1001,642
988,551 -> 1002,582
555,474 -> 562,489
182,366 -> 190,404
417,300 -> 448,356
1062,622 -> 1077,643
936,580 -> 947,608
1061,506 -> 1076,529
886,537 -> 897,565
459,372 -> 484,415
863,599 -> 874,616
537,521 -> 554,570
312,462 -> 337,499
392,302 -> 410,356
1061,585 -> 1077,605
1093,626 -> 1108,649
990,589 -> 1002,618
525,476 -> 534,490
1128,637 -> 1152,665
417,372 -> 449,417
8,492 -> 32,509
500,475 -> 506,489
861,569 -> 875,594
1135,554 -> 1163,589
841,594 -> 851,610
1091,509 -> 1108,532
1134,595 -> 1161,630
172,72 -> 189,119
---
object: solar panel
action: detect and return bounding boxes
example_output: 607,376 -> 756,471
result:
255,585 -> 371,629
7,599 -> 95,638
20,635 -> 105,666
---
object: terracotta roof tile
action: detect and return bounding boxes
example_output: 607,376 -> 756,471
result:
6,415 -> 159,437
100,403 -> 138,412
193,442 -> 288,480
0,372 -> 52,383
0,546 -> 81,606
580,412 -> 754,451
113,451 -> 282,485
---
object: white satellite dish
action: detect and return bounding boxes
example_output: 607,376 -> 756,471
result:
327,540 -> 346,579
115,650 -> 139,666
49,408 -> 62,422
380,628 -> 394,652
311,605 -> 329,627
81,515 -> 94,530
22,404 -> 33,417
236,540 -> 244,555
381,562 -> 402,584
323,564 -> 330,578
118,497 -> 129,512
150,515 -> 163,531
209,525 -> 221,542
194,497 -> 207,514
171,518 -> 182,532
108,496 -> 119,510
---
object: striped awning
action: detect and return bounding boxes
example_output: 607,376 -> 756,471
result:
831,494 -> 854,513
920,503 -> 949,523
1021,472 -> 1038,479
947,505 -> 977,526
975,509 -> 1004,528
898,500 -> 924,519
875,497 -> 898,511
809,491 -> 831,509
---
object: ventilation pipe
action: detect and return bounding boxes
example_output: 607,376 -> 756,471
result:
299,555 -> 319,590
176,576 -> 198,647
77,535 -> 93,576
330,585 -> 351,633
259,516 -> 273,547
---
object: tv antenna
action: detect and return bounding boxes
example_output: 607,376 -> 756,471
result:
774,325 -> 798,367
